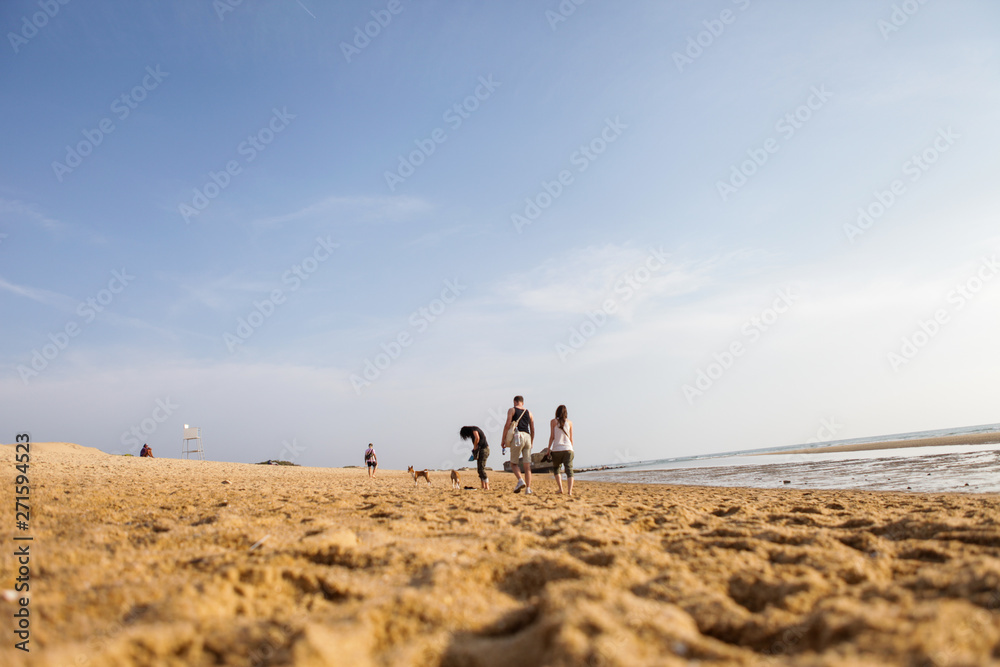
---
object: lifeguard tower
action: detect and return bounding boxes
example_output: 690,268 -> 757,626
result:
182,424 -> 204,460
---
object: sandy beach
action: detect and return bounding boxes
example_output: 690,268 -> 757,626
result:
3,443 -> 1000,666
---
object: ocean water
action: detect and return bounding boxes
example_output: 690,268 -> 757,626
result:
577,423 -> 1000,494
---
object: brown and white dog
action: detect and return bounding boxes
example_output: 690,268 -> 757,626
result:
450,470 -> 461,489
407,466 -> 430,486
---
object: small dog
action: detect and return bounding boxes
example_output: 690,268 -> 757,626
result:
407,466 -> 430,486
450,470 -> 461,489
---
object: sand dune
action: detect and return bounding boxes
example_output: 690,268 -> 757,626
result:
4,441 -> 110,458
2,443 -> 999,665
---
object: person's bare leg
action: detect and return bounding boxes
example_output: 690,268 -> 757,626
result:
554,472 -> 563,494
511,449 -> 523,483
524,461 -> 532,489
566,477 -> 574,496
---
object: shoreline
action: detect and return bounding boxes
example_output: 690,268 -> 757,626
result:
755,431 -> 1000,456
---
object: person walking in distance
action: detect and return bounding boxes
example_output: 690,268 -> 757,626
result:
364,443 -> 378,478
502,395 -> 535,494
545,405 -> 575,496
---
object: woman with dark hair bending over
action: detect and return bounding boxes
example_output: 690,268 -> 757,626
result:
545,405 -> 574,495
459,426 -> 490,490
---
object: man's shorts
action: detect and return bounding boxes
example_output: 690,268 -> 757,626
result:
508,432 -> 532,465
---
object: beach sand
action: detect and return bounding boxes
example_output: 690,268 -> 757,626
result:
762,431 -> 1000,456
3,443 -> 1000,666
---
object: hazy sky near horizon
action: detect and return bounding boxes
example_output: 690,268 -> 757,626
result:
2,0 -> 999,470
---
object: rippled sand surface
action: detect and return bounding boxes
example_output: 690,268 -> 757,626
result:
2,443 -> 1000,666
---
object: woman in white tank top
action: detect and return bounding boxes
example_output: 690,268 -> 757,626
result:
546,405 -> 575,495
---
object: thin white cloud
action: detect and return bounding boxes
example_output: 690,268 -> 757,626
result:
405,223 -> 476,248
0,275 -> 77,312
499,244 -> 750,318
251,195 -> 432,228
0,199 -> 108,244
174,271 -> 287,312
0,274 -> 185,341
0,199 -> 67,234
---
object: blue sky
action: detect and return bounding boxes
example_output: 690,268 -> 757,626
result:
2,0 -> 999,470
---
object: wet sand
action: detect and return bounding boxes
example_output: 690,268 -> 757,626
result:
579,447 -> 1000,494
3,443 -> 1000,666
762,432 -> 1000,456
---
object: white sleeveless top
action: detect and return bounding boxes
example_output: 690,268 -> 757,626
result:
552,421 -> 573,451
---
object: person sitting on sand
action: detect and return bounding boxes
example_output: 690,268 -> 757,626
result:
140,444 -> 154,458
460,426 -> 490,490
364,444 -> 378,477
544,405 -> 574,495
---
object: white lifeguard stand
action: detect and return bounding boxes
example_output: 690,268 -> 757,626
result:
182,424 -> 204,460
